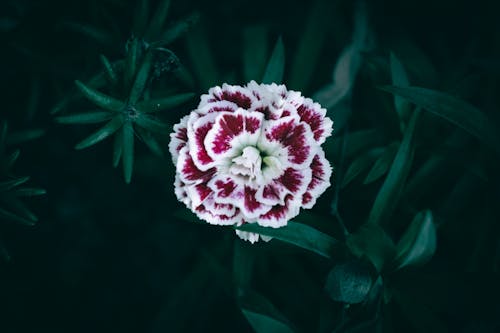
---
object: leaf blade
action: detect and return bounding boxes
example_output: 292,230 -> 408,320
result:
136,92 -> 194,113
262,37 -> 285,84
75,80 -> 125,112
122,120 -> 134,183
55,111 -> 112,124
75,116 -> 124,150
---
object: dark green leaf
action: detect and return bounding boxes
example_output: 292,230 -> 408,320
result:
239,290 -> 296,333
367,110 -> 420,226
122,121 -> 134,184
347,224 -> 396,272
75,80 -> 125,112
12,188 -> 46,197
155,12 -> 200,46
242,25 -> 269,82
136,92 -> 194,113
129,51 -> 153,105
325,261 -> 373,304
342,148 -> 384,188
364,142 -> 399,184
233,240 -> 255,289
0,176 -> 30,192
235,221 -> 338,259
125,37 -> 139,89
137,127 -> 163,157
262,37 -> 285,84
63,21 -> 114,45
145,0 -> 171,40
99,54 -> 118,85
75,116 -> 124,150
393,210 -> 436,270
0,207 -> 35,226
390,53 -> 412,128
132,0 -> 149,35
135,114 -> 169,133
5,149 -> 20,169
7,129 -> 45,146
112,129 -> 123,168
55,111 -> 112,124
2,197 -> 37,223
379,85 -> 500,154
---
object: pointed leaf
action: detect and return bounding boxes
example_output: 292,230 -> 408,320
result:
7,129 -> 45,145
235,221 -> 338,259
125,37 -> 139,89
100,54 -> 118,84
394,210 -> 436,270
63,21 -> 114,45
75,116 -> 124,150
242,25 -> 269,82
379,85 -> 500,154
145,0 -> 171,40
136,92 -> 194,113
2,197 -> 37,222
364,142 -> 399,184
325,261 -> 373,304
12,188 -> 46,197
5,149 -> 20,169
112,129 -> 123,168
137,127 -> 163,157
390,53 -> 411,119
239,290 -> 296,333
75,80 -> 125,112
55,111 -> 112,124
0,207 -> 35,226
0,176 -> 30,192
155,12 -> 200,46
233,240 -> 255,289
122,121 -> 134,183
341,148 -> 383,188
262,37 -> 285,84
367,110 -> 420,226
132,0 -> 150,35
129,51 -> 154,105
135,114 -> 169,133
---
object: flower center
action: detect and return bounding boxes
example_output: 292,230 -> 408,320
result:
230,146 -> 262,179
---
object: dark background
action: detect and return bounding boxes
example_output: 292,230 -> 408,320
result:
0,0 -> 499,332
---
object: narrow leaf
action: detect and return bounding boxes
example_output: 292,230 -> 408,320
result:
363,142 -> 399,184
100,54 -> 118,84
137,127 -> 164,157
262,37 -> 285,84
13,188 -> 46,197
136,92 -> 194,113
235,221 -> 338,259
0,207 -> 35,226
75,80 -> 125,112
145,0 -> 171,40
129,51 -> 154,105
155,12 -> 200,46
390,52 -> 411,122
125,37 -> 139,89
5,149 -> 20,169
2,197 -> 37,223
112,129 -> 123,168
55,111 -> 112,124
7,129 -> 45,145
242,25 -> 269,82
122,121 -> 134,183
0,176 -> 30,192
75,116 -> 124,150
132,0 -> 149,35
393,210 -> 436,270
380,85 -> 500,154
341,148 -> 383,188
367,110 -> 420,226
135,114 -> 169,133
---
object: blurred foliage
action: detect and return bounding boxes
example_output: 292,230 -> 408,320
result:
1,0 -> 500,332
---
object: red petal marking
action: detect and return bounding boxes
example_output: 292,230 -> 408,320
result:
263,184 -> 280,201
267,119 -> 310,165
208,105 -> 236,113
297,104 -> 324,142
194,122 -> 214,165
244,187 -> 262,213
277,168 -> 303,194
181,153 -> 216,182
259,195 -> 291,221
194,183 -> 212,203
308,154 -> 325,190
220,91 -> 252,109
214,179 -> 237,198
245,115 -> 261,134
175,127 -> 187,141
212,113 -> 244,154
302,192 -> 313,205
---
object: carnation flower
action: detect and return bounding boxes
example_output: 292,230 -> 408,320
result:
169,81 -> 333,243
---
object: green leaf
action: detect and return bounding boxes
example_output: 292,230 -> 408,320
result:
136,92 -> 194,113
0,207 -> 35,226
129,51 -> 154,105
5,149 -> 20,169
132,0 -> 149,35
367,110 -> 420,226
390,52 -> 411,122
155,12 -> 200,46
239,290 -> 296,333
122,121 -> 134,184
2,197 -> 37,222
393,210 -> 436,270
144,0 -> 171,40
112,129 -> 123,168
233,240 -> 255,289
364,142 -> 399,184
242,25 -> 269,82
0,176 -> 30,192
347,224 -> 396,273
262,37 -> 285,84
341,148 -> 384,188
75,116 -> 124,150
235,221 -> 338,259
63,21 -> 114,45
125,37 -> 139,89
379,85 -> 500,154
55,111 -> 112,124
134,114 -> 169,133
325,261 -> 373,304
289,0 -> 331,90
75,80 -> 125,112
12,188 -> 46,197
7,129 -> 45,146
137,127 -> 163,157
99,54 -> 118,85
